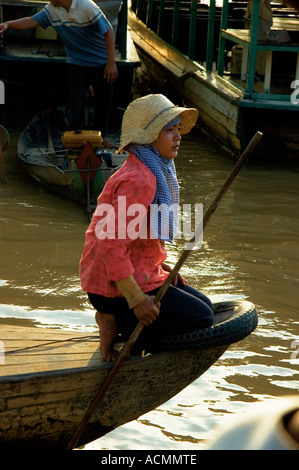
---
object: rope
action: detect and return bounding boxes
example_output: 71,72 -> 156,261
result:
5,334 -> 99,356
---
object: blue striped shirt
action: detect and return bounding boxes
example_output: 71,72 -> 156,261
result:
32,0 -> 112,67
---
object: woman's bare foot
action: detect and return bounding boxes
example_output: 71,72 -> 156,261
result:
95,311 -> 120,362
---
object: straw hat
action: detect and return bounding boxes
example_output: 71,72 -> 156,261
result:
117,94 -> 198,152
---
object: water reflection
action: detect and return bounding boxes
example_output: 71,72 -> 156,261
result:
0,125 -> 298,449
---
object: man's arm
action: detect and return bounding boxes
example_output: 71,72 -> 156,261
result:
0,17 -> 38,34
103,27 -> 118,84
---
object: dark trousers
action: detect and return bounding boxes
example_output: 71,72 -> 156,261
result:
88,281 -> 214,352
68,64 -> 113,136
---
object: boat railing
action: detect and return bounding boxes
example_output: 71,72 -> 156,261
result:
131,1 -> 244,64
217,0 -> 299,106
130,0 -> 299,107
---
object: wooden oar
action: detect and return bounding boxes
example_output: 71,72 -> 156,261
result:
66,130 -> 263,450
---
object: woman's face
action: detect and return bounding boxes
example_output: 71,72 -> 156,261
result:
152,123 -> 182,160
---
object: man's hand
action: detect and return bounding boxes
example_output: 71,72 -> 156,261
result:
104,61 -> 118,84
0,23 -> 8,34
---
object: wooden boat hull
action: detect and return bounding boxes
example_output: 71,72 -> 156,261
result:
128,8 -> 299,159
0,300 -> 258,449
17,107 -> 127,207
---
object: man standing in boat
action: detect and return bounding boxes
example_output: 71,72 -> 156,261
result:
0,0 -> 118,148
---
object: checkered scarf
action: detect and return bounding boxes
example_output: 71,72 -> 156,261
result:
127,117 -> 181,242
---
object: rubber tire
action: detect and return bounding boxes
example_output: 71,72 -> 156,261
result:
157,300 -> 258,351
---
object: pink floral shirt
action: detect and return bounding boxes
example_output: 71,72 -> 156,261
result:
79,154 -> 169,297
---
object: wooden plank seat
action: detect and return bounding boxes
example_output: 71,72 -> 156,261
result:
221,20 -> 299,92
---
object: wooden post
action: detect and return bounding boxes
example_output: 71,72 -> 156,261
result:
206,0 -> 216,72
120,0 -> 128,60
264,50 -> 273,93
136,0 -> 143,18
217,0 -> 229,76
146,0 -> 154,28
246,0 -> 260,94
172,0 -> 181,48
0,125 -> 9,183
188,0 -> 197,59
157,0 -> 166,37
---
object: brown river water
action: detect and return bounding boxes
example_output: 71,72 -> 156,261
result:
0,122 -> 299,450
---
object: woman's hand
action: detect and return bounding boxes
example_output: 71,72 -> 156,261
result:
161,262 -> 187,286
133,295 -> 160,326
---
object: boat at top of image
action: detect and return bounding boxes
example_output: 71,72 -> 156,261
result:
0,299 -> 258,450
128,0 -> 299,159
0,1 -> 140,125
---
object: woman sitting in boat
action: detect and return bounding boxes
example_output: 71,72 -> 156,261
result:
79,94 -> 213,361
